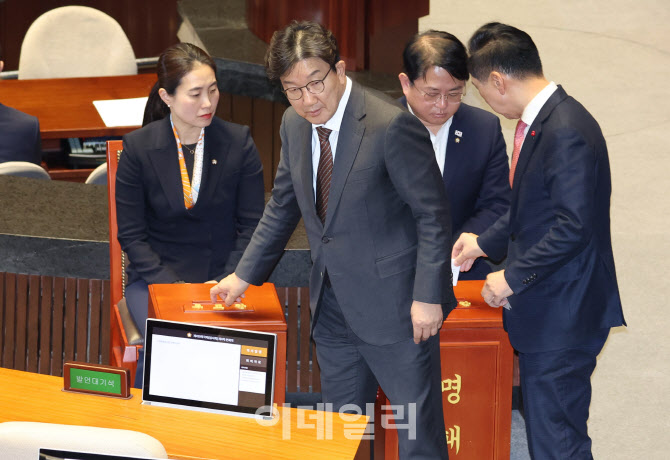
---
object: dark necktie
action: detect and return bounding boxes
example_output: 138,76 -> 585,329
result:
315,127 -> 333,224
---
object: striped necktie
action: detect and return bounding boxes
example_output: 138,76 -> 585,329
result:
315,127 -> 333,224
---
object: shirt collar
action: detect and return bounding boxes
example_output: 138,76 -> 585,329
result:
407,103 -> 454,140
312,76 -> 352,132
521,81 -> 558,126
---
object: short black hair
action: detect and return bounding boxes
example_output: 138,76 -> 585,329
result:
468,22 -> 543,81
265,21 -> 340,82
403,30 -> 469,82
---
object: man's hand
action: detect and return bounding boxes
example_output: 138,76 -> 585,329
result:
210,273 -> 250,305
481,270 -> 513,308
452,233 -> 486,272
411,301 -> 443,344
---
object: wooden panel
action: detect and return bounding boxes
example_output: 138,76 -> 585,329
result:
3,273 -> 17,368
38,276 -> 53,375
299,287 -> 311,392
76,279 -> 89,361
287,287 -> 299,392
1,273 -> 111,376
365,0 -> 429,73
0,0 -> 179,72
89,280 -> 102,364
231,94 -> 254,128
0,273 -> 5,368
252,98 -> 275,190
51,277 -> 65,375
63,278 -> 77,367
216,92 -> 233,122
101,281 -> 111,365
272,102 -> 287,180
14,275 -> 28,371
246,0 -> 366,70
246,0 -> 425,72
26,275 -> 41,373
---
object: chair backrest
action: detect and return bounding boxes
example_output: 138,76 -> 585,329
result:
106,141 -> 124,307
0,161 -> 51,179
0,421 -> 168,459
85,162 -> 108,185
18,6 -> 137,79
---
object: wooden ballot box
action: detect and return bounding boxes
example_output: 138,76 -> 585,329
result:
148,283 -> 287,404
374,280 -> 514,460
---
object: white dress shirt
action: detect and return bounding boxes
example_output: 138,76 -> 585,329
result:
519,81 -> 558,148
311,76 -> 353,198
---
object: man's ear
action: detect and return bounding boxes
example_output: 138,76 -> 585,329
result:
335,60 -> 347,82
0,61 -> 4,73
491,71 -> 506,95
398,73 -> 412,94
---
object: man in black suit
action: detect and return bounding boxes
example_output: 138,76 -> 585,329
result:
212,21 -> 455,458
398,30 -> 510,280
453,23 -> 626,459
0,45 -> 41,165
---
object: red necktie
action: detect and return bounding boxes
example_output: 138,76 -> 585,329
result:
315,127 -> 333,224
509,120 -> 528,188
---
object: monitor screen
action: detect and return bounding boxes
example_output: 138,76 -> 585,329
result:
142,318 -> 276,419
39,449 -> 162,460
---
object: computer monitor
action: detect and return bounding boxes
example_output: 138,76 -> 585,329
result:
141,318 -> 277,419
39,449 -> 162,460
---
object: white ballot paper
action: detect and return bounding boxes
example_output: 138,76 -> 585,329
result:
93,97 -> 148,127
451,258 -> 460,286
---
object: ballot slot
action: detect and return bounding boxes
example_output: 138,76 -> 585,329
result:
183,300 -> 255,313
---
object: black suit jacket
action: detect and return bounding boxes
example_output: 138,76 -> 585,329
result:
478,86 -> 625,353
400,97 -> 510,279
236,82 -> 457,345
0,103 -> 41,165
116,116 -> 265,286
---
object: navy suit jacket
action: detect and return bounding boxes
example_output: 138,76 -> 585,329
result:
478,86 -> 626,353
116,116 -> 265,286
237,82 -> 456,345
400,97 -> 510,279
0,103 -> 41,165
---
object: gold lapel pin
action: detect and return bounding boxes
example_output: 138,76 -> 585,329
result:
212,159 -> 217,165
455,138 -> 460,143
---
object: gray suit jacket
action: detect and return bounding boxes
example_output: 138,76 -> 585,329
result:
236,82 -> 456,344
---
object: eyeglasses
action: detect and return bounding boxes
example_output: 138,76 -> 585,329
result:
413,86 -> 465,105
283,67 -> 332,101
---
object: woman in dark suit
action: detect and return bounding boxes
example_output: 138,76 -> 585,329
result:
115,43 -> 265,384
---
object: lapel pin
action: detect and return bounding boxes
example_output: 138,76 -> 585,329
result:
455,138 -> 460,143
212,159 -> 217,165
531,130 -> 536,137
455,130 -> 463,137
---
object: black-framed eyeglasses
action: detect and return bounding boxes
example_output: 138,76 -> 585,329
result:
413,85 -> 465,105
283,67 -> 332,101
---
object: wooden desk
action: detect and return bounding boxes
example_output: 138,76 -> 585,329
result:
148,283 -> 288,404
0,368 -> 366,460
0,74 -> 155,139
375,280 -> 514,459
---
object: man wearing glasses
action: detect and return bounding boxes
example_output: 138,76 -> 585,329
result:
398,30 -> 510,280
211,21 -> 454,459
